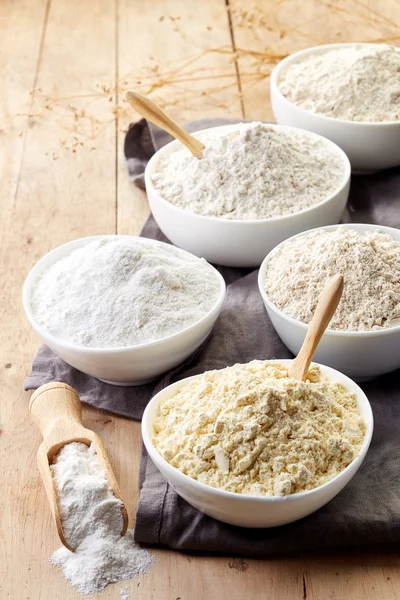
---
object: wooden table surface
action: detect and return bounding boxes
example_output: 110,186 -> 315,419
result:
1,0 -> 400,598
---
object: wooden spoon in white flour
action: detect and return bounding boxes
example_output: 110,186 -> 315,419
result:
126,91 -> 205,159
29,382 -> 129,552
289,274 -> 344,381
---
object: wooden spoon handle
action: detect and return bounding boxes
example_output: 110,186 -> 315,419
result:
126,91 -> 205,158
29,382 -> 83,441
289,274 -> 344,381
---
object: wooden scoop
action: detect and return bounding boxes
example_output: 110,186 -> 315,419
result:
289,274 -> 344,381
126,91 -> 205,159
29,382 -> 128,552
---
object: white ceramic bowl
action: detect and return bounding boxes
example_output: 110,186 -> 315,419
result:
142,360 -> 373,528
23,235 -> 226,386
145,124 -> 351,267
271,43 -> 400,173
258,223 -> 400,381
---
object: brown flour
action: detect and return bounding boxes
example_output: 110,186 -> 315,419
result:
264,227 -> 400,331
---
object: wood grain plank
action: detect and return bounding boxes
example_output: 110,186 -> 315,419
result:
0,0 -> 49,246
0,0 -> 118,598
0,1 -> 50,598
116,0 -> 242,236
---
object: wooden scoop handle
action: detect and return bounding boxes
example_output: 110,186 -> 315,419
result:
29,383 -> 87,552
29,382 -> 84,443
289,274 -> 344,381
29,382 -> 129,551
126,91 -> 205,158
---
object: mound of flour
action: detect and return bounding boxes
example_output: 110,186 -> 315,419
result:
153,361 -> 365,496
264,227 -> 400,331
278,44 -> 400,122
31,237 -> 221,348
151,122 -> 344,220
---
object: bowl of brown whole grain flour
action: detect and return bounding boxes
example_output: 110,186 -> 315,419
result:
145,122 -> 350,267
271,43 -> 400,172
259,223 -> 400,381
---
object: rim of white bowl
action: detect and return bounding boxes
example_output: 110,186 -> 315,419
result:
142,359 -> 374,502
145,122 -> 351,225
22,234 -> 226,354
258,222 -> 400,337
271,42 -> 400,127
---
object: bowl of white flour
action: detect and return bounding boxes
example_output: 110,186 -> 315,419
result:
142,359 -> 373,528
145,122 -> 350,267
259,223 -> 400,381
23,236 -> 225,385
271,43 -> 400,172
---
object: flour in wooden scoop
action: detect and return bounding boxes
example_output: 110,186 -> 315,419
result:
50,442 -> 153,594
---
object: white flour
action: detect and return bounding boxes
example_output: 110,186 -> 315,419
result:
278,44 -> 400,122
264,227 -> 400,331
50,442 -> 153,594
153,361 -> 365,496
31,237 -> 221,348
151,122 -> 344,220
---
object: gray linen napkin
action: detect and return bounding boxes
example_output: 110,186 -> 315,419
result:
25,118 -> 400,555
136,369 -> 400,554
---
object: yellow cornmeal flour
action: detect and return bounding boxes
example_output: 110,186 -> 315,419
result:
153,361 -> 366,496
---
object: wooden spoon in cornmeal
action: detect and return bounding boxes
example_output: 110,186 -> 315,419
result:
126,91 -> 205,159
289,274 -> 344,381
